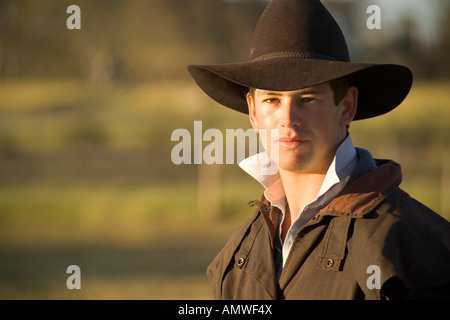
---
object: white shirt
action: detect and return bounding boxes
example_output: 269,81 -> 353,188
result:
239,135 -> 358,266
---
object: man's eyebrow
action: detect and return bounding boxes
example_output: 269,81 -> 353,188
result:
258,87 -> 326,96
296,89 -> 323,95
257,90 -> 282,96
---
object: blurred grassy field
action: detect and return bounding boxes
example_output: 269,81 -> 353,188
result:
0,78 -> 448,299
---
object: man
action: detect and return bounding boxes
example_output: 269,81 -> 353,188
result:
188,0 -> 450,299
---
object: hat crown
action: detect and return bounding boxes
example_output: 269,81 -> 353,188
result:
250,0 -> 350,62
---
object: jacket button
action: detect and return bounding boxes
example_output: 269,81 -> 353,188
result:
326,258 -> 334,268
237,257 -> 246,267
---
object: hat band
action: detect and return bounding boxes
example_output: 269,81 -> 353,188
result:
251,51 -> 338,62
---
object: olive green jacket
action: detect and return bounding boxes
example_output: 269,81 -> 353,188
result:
207,160 -> 450,299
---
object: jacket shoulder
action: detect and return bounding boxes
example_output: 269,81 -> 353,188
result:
206,209 -> 262,299
349,188 -> 450,299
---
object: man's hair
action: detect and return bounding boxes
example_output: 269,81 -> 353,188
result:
247,76 -> 351,106
328,76 -> 351,105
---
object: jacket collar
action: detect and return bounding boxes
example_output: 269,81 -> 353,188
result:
249,155 -> 403,240
322,159 -> 402,218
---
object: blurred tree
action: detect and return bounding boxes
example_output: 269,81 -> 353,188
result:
0,0 -> 448,83
436,4 -> 450,79
0,0 -> 266,85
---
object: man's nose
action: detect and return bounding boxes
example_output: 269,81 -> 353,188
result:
281,98 -> 301,128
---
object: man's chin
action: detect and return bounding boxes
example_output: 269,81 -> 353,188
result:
276,157 -> 313,173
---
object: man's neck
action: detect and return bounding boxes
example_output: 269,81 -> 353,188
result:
278,169 -> 326,241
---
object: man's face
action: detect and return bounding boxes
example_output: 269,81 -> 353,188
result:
247,82 -> 357,174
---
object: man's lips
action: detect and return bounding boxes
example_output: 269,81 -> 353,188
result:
278,137 -> 307,142
278,136 -> 308,142
277,137 -> 308,148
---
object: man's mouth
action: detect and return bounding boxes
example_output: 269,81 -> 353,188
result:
277,137 -> 308,148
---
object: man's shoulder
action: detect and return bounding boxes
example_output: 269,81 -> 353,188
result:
207,207 -> 264,271
350,187 -> 450,290
363,187 -> 449,236
206,207 -> 271,299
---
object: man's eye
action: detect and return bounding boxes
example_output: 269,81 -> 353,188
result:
263,98 -> 279,104
301,97 -> 317,103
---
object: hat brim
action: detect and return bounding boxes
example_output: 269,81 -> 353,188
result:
188,58 -> 412,120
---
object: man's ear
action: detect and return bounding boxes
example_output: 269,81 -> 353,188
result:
247,93 -> 259,133
339,86 -> 358,127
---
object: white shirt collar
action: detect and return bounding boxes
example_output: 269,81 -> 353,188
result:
238,135 -> 357,209
317,134 -> 357,198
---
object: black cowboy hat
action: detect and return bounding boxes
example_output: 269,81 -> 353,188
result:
187,0 -> 412,120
